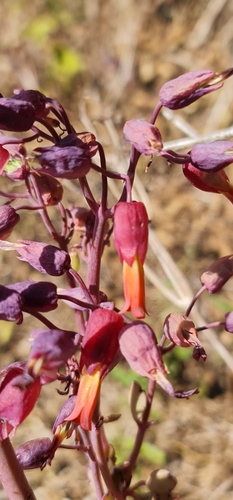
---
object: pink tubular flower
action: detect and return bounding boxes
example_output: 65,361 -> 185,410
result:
159,68 -> 233,109
66,309 -> 124,430
114,201 -> 148,319
123,120 -> 163,155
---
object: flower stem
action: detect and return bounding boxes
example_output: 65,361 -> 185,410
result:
0,437 -> 37,500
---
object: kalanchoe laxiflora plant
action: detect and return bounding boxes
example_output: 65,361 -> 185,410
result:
0,68 -> 233,500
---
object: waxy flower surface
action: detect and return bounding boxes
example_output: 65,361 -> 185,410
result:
190,141 -> 233,172
114,201 -> 148,319
66,309 -> 124,430
182,162 -> 233,203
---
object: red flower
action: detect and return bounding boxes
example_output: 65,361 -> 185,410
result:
66,309 -> 124,430
114,201 -> 148,318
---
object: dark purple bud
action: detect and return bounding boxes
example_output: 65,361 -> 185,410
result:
123,120 -> 163,155
190,141 -> 233,172
0,363 -> 41,440
163,312 -> 207,361
7,280 -> 57,312
200,255 -> 233,293
119,321 -> 198,398
159,68 -> 233,109
35,137 -> 93,179
0,205 -> 20,239
0,285 -> 23,323
28,328 -> 78,378
0,97 -> 35,131
15,437 -> 52,470
16,240 -> 71,276
13,89 -> 49,118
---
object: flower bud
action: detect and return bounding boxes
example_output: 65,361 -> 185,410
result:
0,97 -> 35,131
28,328 -> 78,378
159,68 -> 233,109
16,240 -> 71,276
190,141 -> 233,172
7,280 -> 57,312
146,468 -> 177,494
0,285 -> 23,323
123,119 -> 163,155
29,171 -> 63,206
0,205 -> 20,239
200,255 -> 233,293
15,438 -> 52,470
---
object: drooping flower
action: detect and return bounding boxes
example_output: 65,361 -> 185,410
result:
119,321 -> 198,398
7,280 -> 58,313
0,97 -> 36,131
182,162 -> 233,203
66,309 -> 124,430
114,201 -> 148,319
159,68 -> 233,109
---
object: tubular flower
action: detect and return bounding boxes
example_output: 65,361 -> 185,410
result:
66,309 -> 124,430
114,201 -> 148,319
182,162 -> 233,203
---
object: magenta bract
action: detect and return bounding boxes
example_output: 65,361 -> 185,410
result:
16,240 -> 71,276
123,119 -> 163,155
114,201 -> 148,267
190,141 -> 233,172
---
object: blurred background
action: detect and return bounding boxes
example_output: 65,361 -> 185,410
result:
1,0 -> 233,499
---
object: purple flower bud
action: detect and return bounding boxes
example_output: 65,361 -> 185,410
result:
0,205 -> 20,239
0,285 -> 23,323
13,89 -> 49,118
200,255 -> 233,293
28,328 -> 78,378
224,312 -> 233,333
7,280 -> 57,312
0,97 -> 35,131
123,120 -> 163,155
15,438 -> 52,470
35,134 -> 93,179
159,68 -> 233,109
16,240 -> 71,276
190,141 -> 233,172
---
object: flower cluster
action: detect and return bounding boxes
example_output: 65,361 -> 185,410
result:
0,69 -> 233,500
